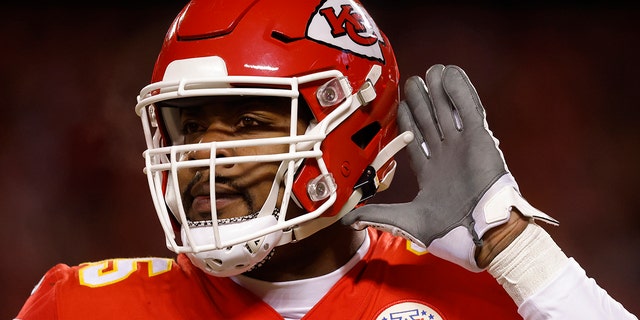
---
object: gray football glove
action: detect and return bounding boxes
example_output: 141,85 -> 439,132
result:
343,64 -> 558,271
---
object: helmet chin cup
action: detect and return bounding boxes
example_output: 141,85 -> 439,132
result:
181,214 -> 283,277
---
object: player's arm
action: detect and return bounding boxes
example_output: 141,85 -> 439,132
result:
343,64 -> 637,319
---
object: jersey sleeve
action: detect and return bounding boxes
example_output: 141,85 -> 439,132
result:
519,258 -> 638,320
15,263 -> 72,319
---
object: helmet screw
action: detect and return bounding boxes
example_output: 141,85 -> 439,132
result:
341,162 -> 351,177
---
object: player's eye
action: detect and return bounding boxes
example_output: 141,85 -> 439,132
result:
181,121 -> 205,135
237,116 -> 263,129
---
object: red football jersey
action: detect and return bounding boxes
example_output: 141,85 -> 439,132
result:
16,229 -> 520,319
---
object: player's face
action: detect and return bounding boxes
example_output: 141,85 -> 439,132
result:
173,97 -> 307,222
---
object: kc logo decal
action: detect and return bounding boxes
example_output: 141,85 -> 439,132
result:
307,0 -> 385,62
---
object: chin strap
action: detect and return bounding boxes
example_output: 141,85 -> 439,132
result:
277,130 -> 414,245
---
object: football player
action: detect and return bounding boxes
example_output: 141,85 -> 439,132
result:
17,1 -> 637,319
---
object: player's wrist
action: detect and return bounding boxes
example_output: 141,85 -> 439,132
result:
487,223 -> 569,305
475,209 -> 529,268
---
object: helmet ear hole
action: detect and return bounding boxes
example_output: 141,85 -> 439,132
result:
351,122 -> 382,149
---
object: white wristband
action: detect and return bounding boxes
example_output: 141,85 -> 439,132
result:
487,223 -> 569,306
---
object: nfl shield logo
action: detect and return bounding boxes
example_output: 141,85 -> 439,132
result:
375,301 -> 444,320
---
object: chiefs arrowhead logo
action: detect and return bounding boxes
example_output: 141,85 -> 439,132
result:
307,0 -> 385,62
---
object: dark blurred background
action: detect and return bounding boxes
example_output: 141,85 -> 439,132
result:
3,1 -> 639,318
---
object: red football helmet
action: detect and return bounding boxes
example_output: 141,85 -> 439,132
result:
135,0 -> 410,276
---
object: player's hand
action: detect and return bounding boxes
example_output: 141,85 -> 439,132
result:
342,64 -> 558,271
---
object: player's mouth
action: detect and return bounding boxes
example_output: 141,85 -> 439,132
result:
191,189 -> 244,213
185,179 -> 252,220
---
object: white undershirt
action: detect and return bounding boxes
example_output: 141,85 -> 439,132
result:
230,232 -> 370,320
